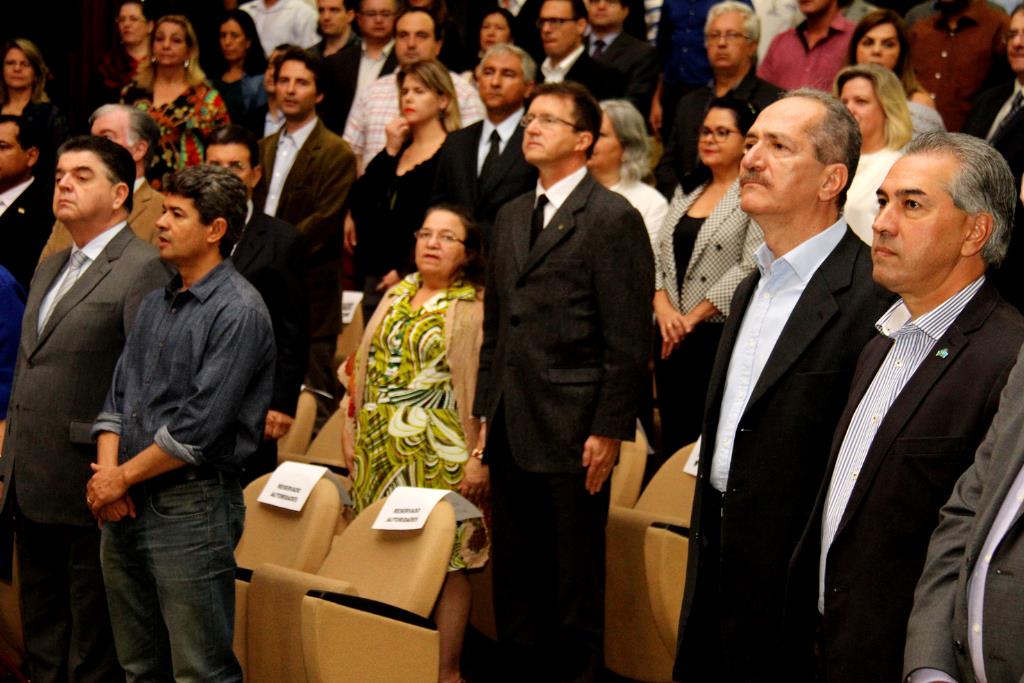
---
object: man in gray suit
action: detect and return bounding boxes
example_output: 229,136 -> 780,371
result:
0,136 -> 166,683
472,80 -> 654,682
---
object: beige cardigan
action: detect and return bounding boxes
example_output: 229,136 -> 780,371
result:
339,283 -> 484,464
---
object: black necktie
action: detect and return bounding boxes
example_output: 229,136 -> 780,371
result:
592,39 -> 606,58
530,195 -> 548,249
990,91 -> 1023,144
480,129 -> 502,180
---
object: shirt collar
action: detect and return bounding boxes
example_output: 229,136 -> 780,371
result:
797,11 -> 853,39
76,221 -> 128,262
591,31 -> 620,48
755,218 -> 848,282
483,107 -> 525,143
536,165 -> 588,210
133,177 -> 145,192
165,258 -> 235,303
0,176 -> 33,209
933,0 -> 985,28
281,115 -> 318,148
876,275 -> 986,340
363,38 -> 394,59
542,43 -> 585,77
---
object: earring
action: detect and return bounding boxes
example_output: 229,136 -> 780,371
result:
184,59 -> 190,69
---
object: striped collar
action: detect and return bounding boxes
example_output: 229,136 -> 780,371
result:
876,275 -> 985,340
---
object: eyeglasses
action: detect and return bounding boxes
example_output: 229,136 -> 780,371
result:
536,17 -> 577,28
704,30 -> 750,43
521,113 -> 581,130
414,229 -> 465,244
210,161 -> 251,171
360,10 -> 395,19
699,127 -> 739,142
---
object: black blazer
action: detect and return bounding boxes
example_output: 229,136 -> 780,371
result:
0,178 -> 55,293
964,81 -> 1024,312
473,173 -> 654,472
319,41 -> 399,136
654,70 -> 781,197
540,51 -> 627,102
430,120 -> 537,246
783,281 -> 1024,682
591,32 -> 659,120
673,229 -> 894,680
232,211 -> 309,415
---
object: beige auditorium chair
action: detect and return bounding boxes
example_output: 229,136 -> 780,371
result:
234,472 -> 346,678
245,498 -> 456,682
277,390 -> 318,458
278,408 -> 346,472
604,442 -> 698,682
610,426 -> 650,508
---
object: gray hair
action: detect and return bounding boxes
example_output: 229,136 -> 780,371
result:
479,43 -> 537,84
705,1 -> 760,44
904,131 -> 1015,266
782,88 -> 861,207
164,165 -> 248,258
599,99 -> 652,183
90,103 -> 161,171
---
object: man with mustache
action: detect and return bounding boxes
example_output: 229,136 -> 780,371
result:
673,89 -> 893,681
786,132 -> 1024,682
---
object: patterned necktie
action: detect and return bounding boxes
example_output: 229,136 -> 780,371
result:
39,250 -> 89,332
990,91 -> 1023,144
529,195 -> 548,249
480,129 -> 502,181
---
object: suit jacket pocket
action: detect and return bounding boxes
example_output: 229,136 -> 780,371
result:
69,420 -> 96,445
548,367 -> 603,384
894,436 -> 965,458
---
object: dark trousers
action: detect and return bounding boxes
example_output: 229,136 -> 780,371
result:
307,336 -> 339,431
488,410 -> 609,683
14,512 -> 122,683
654,322 -> 724,460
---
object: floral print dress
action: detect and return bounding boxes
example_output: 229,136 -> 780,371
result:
353,274 -> 488,571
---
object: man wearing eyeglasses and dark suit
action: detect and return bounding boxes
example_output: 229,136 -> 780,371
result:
473,81 -> 653,683
535,0 -> 625,101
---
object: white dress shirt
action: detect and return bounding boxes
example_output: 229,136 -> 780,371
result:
355,39 -> 394,105
541,44 -> 586,83
0,176 -> 33,218
263,115 -> 317,217
534,165 -> 588,227
241,0 -> 319,54
610,179 -> 669,250
709,219 -> 847,492
37,221 -> 128,330
477,108 -> 524,174
818,277 -> 984,613
845,147 -> 903,244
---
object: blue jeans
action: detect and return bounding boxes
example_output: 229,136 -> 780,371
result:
101,476 -> 245,683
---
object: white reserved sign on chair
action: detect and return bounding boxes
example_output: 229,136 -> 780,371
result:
372,486 -> 482,531
257,461 -> 329,511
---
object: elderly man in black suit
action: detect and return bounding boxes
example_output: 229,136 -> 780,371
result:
206,125 -> 308,483
536,0 -> 624,100
586,0 -> 658,121
784,132 -> 1024,683
0,136 -> 166,683
431,43 -> 538,246
673,89 -> 893,682
654,1 -> 781,197
964,4 -> 1024,312
0,114 -> 52,293
473,81 -> 653,683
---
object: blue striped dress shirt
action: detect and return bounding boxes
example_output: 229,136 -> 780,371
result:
818,276 -> 986,613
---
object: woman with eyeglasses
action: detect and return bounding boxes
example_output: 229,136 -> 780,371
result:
351,58 -> 461,318
653,97 -> 762,456
835,63 -> 912,243
340,203 -> 488,683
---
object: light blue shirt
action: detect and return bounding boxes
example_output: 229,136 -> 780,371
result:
477,108 -> 524,175
818,277 -> 984,613
709,219 -> 848,492
263,115 -> 317,217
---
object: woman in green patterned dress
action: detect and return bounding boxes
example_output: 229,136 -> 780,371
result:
340,204 -> 488,683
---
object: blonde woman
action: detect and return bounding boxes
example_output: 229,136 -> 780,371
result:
0,38 -> 68,178
121,15 -> 229,189
835,63 -> 913,243
351,58 -> 461,315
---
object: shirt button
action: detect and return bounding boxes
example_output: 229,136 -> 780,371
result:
973,624 -> 981,633
871,415 -> 879,423
895,360 -> 902,367
984,553 -> 992,563
935,72 -> 942,79
851,470 -> 859,480
941,50 -> 948,58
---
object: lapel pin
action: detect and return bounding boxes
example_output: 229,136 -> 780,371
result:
17,207 -> 24,214
935,348 -> 949,359
557,223 -> 566,231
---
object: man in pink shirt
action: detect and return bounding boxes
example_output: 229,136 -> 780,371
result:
758,0 -> 853,91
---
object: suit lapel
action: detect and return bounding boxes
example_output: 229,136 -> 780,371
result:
232,214 -> 268,273
21,251 -> 66,353
517,175 -> 592,277
282,121 -> 323,198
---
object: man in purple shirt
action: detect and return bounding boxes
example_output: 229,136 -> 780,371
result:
757,0 -> 854,91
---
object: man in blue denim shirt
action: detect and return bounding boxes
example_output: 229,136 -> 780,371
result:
87,165 -> 275,682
